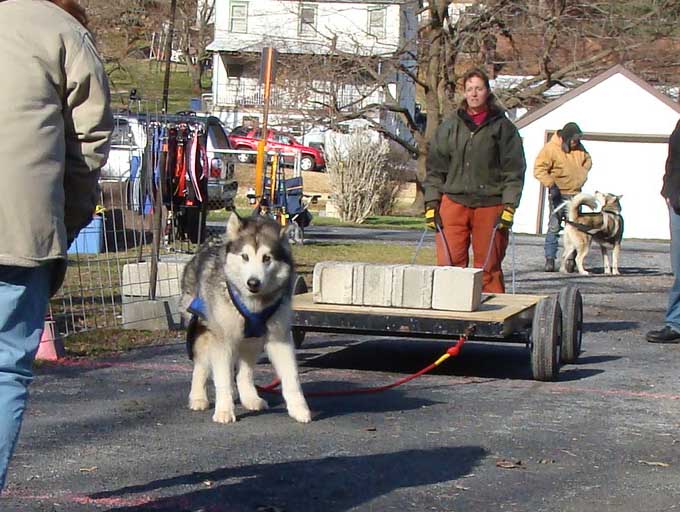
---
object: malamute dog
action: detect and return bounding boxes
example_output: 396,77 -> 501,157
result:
561,191 -> 624,275
180,213 -> 311,424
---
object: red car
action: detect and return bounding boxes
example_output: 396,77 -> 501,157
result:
228,126 -> 325,172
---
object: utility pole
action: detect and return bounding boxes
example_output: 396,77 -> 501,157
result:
161,0 -> 178,114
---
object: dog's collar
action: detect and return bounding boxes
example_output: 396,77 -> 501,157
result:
226,282 -> 283,338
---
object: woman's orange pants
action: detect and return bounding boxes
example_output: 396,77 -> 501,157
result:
435,196 -> 508,293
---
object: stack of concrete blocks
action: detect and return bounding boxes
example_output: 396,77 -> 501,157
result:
121,254 -> 192,330
313,262 -> 483,312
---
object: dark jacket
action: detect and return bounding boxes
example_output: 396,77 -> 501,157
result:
424,106 -> 526,208
662,119 -> 680,214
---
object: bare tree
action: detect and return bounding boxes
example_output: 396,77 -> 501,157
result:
268,0 -> 680,210
324,130 -> 391,223
176,0 -> 215,94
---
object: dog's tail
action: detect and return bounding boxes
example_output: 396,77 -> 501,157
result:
567,192 -> 598,221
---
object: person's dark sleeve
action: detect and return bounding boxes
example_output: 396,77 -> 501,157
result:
499,120 -> 527,208
662,120 -> 680,213
423,120 -> 451,205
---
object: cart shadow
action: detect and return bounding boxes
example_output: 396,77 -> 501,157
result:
584,321 -> 639,332
301,339 -> 605,382
95,446 -> 487,512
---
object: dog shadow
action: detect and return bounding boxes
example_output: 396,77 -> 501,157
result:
582,267 -> 666,276
95,446 -> 487,511
584,321 -> 639,333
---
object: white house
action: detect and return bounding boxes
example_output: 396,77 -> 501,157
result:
206,0 -> 418,141
513,64 -> 680,240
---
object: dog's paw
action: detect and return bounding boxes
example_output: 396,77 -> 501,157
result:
241,396 -> 269,412
288,405 -> 312,423
188,398 -> 209,411
213,409 -> 237,424
612,269 -> 620,276
578,270 -> 590,276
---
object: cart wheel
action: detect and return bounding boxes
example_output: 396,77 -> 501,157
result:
558,286 -> 583,363
292,275 -> 307,348
530,296 -> 562,381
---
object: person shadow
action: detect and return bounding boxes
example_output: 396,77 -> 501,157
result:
95,446 -> 486,512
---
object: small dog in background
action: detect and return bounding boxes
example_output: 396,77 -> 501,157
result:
561,191 -> 624,275
180,213 -> 311,424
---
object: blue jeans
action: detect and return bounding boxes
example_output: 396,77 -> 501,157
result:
0,265 -> 51,491
666,206 -> 680,332
544,194 -> 574,259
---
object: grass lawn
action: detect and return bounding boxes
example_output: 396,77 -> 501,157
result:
208,208 -> 426,231
106,58 -> 206,114
55,241 -> 434,359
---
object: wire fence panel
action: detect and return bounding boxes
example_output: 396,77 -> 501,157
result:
49,110 -> 239,339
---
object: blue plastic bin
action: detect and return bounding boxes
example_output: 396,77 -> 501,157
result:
67,216 -> 103,254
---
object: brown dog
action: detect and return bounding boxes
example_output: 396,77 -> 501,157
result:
560,191 -> 624,275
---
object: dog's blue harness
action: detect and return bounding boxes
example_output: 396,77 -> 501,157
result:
188,284 -> 283,338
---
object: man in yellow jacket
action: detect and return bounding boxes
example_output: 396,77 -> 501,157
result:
534,122 -> 592,272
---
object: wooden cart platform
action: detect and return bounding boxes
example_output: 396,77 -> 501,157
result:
292,292 -> 545,340
290,280 -> 584,381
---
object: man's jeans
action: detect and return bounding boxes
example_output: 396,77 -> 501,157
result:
544,194 -> 574,259
0,265 -> 50,491
666,206 -> 680,332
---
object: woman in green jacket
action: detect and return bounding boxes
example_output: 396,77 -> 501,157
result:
424,68 -> 526,293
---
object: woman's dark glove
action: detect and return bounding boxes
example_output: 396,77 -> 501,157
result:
549,184 -> 562,205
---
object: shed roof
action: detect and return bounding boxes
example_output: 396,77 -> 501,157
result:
515,64 -> 680,129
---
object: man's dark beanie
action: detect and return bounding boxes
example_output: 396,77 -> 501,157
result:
560,122 -> 583,152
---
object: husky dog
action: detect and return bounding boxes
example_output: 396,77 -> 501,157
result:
180,213 -> 311,424
561,191 -> 624,275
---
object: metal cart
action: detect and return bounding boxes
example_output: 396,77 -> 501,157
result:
291,278 -> 583,382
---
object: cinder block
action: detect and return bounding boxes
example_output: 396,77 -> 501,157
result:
392,265 -> 434,309
353,264 -> 394,307
121,255 -> 191,298
312,261 -> 355,304
122,296 -> 182,330
432,267 -> 483,312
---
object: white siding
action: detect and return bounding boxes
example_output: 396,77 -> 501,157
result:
211,1 -> 403,55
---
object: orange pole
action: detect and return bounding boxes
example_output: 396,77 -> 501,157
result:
255,48 -> 275,199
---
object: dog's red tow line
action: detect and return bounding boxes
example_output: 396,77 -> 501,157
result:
256,334 -> 467,397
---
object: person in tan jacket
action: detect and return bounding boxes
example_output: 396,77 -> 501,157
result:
0,0 -> 112,491
533,122 -> 592,272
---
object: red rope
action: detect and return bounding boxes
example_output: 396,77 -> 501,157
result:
256,335 -> 466,397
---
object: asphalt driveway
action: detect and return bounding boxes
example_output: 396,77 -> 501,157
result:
2,233 -> 679,512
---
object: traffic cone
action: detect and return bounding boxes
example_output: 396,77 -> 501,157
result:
35,316 -> 65,361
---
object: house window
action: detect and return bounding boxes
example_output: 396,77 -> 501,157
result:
368,7 -> 386,38
299,4 -> 318,37
229,1 -> 248,33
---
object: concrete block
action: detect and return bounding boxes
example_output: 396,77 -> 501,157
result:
312,261 -> 355,304
432,267 -> 483,312
392,265 -> 434,309
122,296 -> 181,330
352,263 -> 394,307
121,255 -> 191,298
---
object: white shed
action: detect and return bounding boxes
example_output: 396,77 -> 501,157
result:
513,64 -> 680,240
